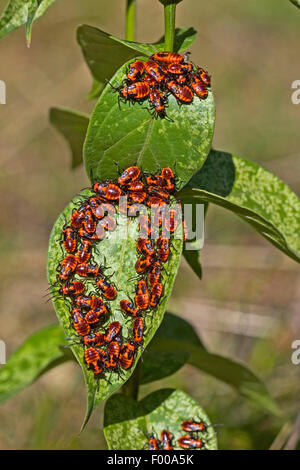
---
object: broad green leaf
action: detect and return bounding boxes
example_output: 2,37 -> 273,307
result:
47,192 -> 183,428
183,240 -> 202,279
83,59 -> 215,188
0,0 -> 56,44
77,25 -> 196,98
104,389 -> 217,450
150,327 -> 280,416
289,0 -> 300,9
49,107 -> 89,169
0,324 -> 69,405
179,150 -> 300,263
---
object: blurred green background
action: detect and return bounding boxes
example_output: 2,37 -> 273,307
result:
0,0 -> 299,450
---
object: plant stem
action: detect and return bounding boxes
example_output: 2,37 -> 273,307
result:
122,359 -> 141,401
126,0 -> 136,41
164,3 -> 176,51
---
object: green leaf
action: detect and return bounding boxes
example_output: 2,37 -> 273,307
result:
77,25 -> 196,98
83,58 -> 215,188
104,388 -> 217,450
289,0 -> 300,9
49,107 -> 89,169
149,320 -> 280,416
183,240 -> 202,279
179,150 -> 300,263
0,324 -> 69,405
47,192 -> 183,428
0,0 -> 56,44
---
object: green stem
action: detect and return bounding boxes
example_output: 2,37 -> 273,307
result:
122,359 -> 141,401
164,3 -> 176,51
126,0 -> 136,41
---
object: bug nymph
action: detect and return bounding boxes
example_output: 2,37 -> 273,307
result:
119,82 -> 150,101
166,81 -> 194,104
63,226 -> 77,253
119,342 -> 135,370
127,60 -> 145,82
117,166 -> 140,186
150,52 -> 184,64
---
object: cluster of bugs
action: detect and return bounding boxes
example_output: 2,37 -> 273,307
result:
53,165 -> 186,383
147,418 -> 211,450
117,51 -> 211,118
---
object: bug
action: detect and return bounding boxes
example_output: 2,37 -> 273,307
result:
160,430 -> 173,450
136,238 -> 155,257
78,227 -> 105,240
59,280 -> 85,296
149,88 -> 166,117
146,175 -> 164,187
104,321 -> 122,343
127,60 -> 145,82
96,278 -> 117,300
126,180 -> 144,192
144,74 -> 157,87
176,74 -> 187,85
97,215 -> 117,232
85,309 -> 101,325
88,196 -> 105,219
151,51 -> 184,64
76,239 -> 92,264
150,282 -> 163,308
93,181 -> 122,201
135,255 -> 156,274
138,215 -> 152,238
132,317 -> 145,345
119,342 -> 135,369
120,299 -> 140,318
63,226 -> 77,253
161,167 -> 176,192
177,436 -> 206,449
166,81 -> 194,104
128,191 -> 147,204
75,263 -> 101,278
144,60 -> 167,84
84,347 -> 105,376
75,295 -> 105,311
182,219 -> 188,242
181,419 -> 208,434
135,279 -> 150,310
58,254 -> 77,282
157,237 -> 170,262
189,74 -> 208,100
148,434 -> 160,450
117,166 -> 140,186
164,207 -> 180,233
148,261 -> 162,286
83,208 -> 97,234
146,196 -> 167,208
70,203 -> 87,228
167,62 -> 192,75
82,332 -> 105,347
72,308 -> 90,336
147,185 -> 170,202
105,340 -> 121,369
196,67 -> 211,87
119,82 -> 150,101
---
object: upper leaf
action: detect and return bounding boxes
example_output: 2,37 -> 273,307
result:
104,388 -> 217,450
0,0 -> 56,44
47,191 -> 183,428
179,150 -> 300,263
83,59 -> 215,189
77,25 -> 196,99
0,324 -> 68,405
49,107 -> 89,169
289,0 -> 300,9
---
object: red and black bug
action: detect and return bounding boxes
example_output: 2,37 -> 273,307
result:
135,279 -> 150,310
63,227 -> 77,253
97,215 -> 117,232
75,295 -> 105,311
176,74 -> 187,85
75,263 -> 101,278
76,239 -> 92,264
119,342 -> 135,369
146,175 -> 164,187
104,321 -> 122,343
157,237 -> 170,262
84,347 -> 105,375
181,419 -> 208,434
70,203 -> 87,228
72,308 -> 90,336
117,166 -> 140,186
82,332 -> 105,347
105,340 -> 121,369
83,208 -> 97,234
96,278 -> 117,300
93,181 -> 123,201
88,196 -> 105,219
144,60 -> 167,84
59,254 -> 77,282
161,167 -> 176,192
120,299 -> 140,317
126,180 -> 144,192
148,261 -> 162,286
164,207 -> 180,233
132,317 -> 145,345
135,255 -> 156,274
120,82 -> 150,101
148,435 -> 160,450
128,191 -> 147,204
78,227 -> 105,240
196,67 -> 211,87
144,74 -> 157,87
177,436 -> 205,449
59,280 -> 85,296
127,60 -> 145,82
151,52 -> 184,64
85,309 -> 101,325
166,81 -> 194,104
167,62 -> 192,75
160,430 -> 173,450
150,282 -> 163,308
149,88 -> 166,117
182,219 -> 188,242
136,238 -> 155,257
189,74 -> 208,100
138,215 -> 152,238
148,185 -> 170,202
